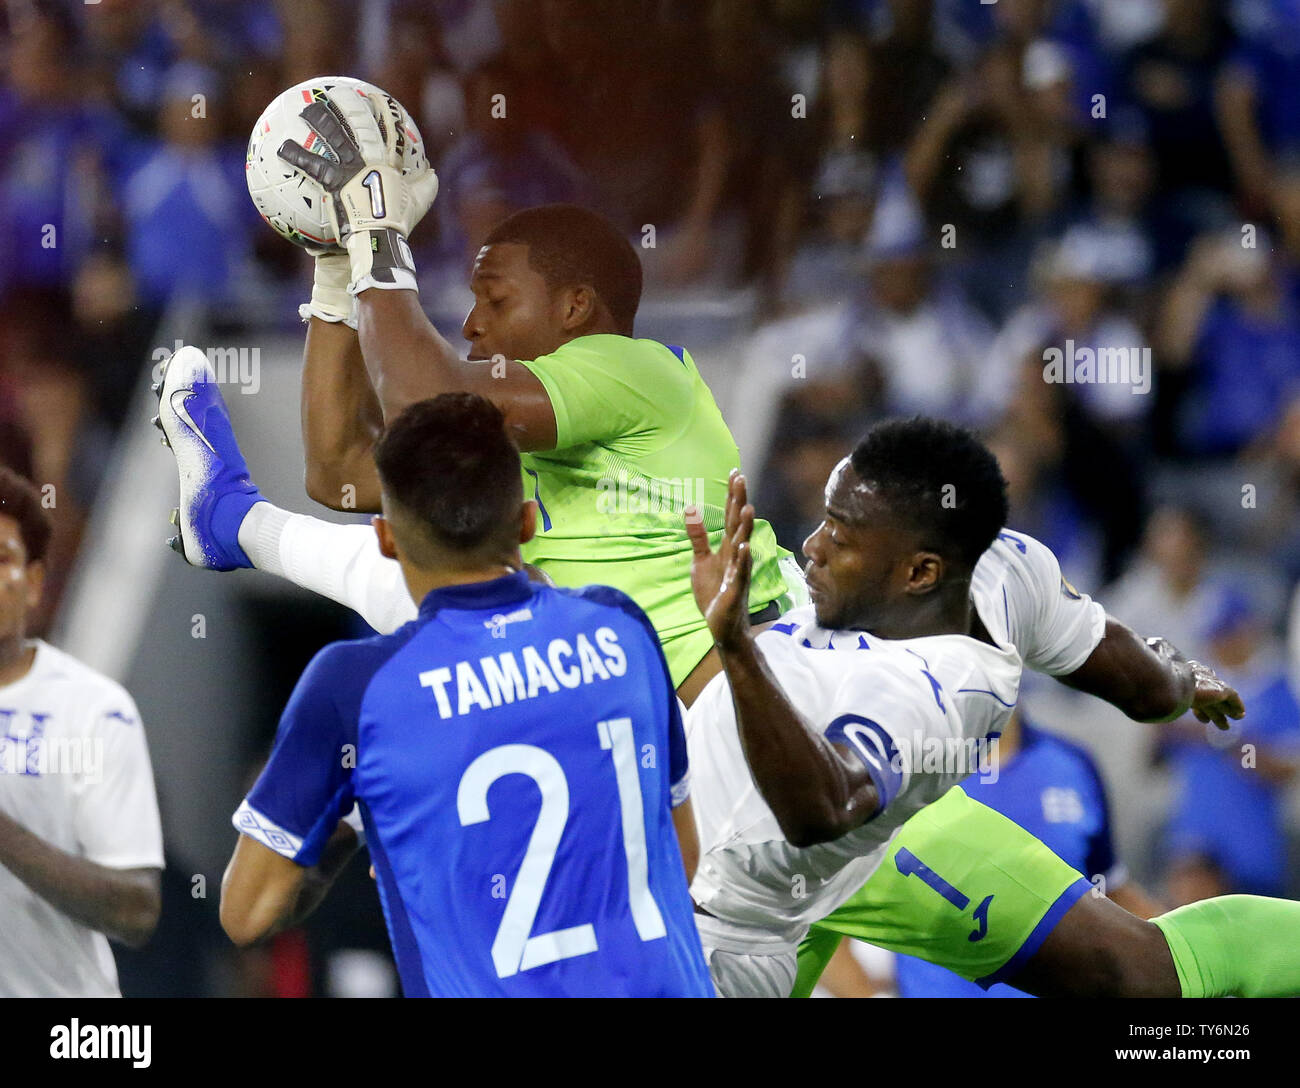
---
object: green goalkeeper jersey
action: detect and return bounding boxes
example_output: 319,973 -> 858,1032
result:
518,334 -> 796,686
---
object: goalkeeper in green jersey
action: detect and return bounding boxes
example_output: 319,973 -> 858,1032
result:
156,87 -> 801,705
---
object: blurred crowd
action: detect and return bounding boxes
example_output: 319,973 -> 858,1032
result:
4,0 -> 1300,992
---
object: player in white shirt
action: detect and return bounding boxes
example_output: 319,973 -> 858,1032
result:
0,468 -> 163,997
687,526 -> 1094,960
687,419 -> 1300,1000
686,574 -> 1020,970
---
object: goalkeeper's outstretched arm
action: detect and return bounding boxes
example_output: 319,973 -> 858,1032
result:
302,315 -> 384,512
296,245 -> 556,495
355,289 -> 558,451
280,88 -> 560,453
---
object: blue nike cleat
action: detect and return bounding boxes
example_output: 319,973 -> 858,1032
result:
154,346 -> 264,570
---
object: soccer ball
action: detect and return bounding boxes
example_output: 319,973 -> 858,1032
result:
245,76 -> 428,252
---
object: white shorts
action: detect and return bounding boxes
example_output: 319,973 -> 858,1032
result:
693,913 -> 798,999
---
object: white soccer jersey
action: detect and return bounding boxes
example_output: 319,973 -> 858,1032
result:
687,529 -> 1105,948
0,641 -> 165,997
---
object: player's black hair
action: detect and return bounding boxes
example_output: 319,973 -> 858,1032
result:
849,417 -> 1009,569
484,204 -> 642,335
0,466 -> 52,564
374,394 -> 523,556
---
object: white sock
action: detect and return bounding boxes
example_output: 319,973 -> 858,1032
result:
237,502 -> 417,634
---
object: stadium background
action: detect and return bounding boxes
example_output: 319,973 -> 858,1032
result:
4,0 -> 1300,996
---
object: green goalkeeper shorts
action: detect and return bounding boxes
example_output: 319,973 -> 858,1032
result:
791,785 -> 1093,997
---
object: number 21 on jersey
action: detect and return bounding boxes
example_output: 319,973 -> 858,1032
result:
457,717 -> 666,978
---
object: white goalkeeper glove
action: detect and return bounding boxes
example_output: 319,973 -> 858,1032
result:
278,89 -> 438,294
299,251 -> 356,327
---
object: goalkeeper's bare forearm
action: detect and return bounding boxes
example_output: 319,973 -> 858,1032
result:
302,317 -> 384,511
355,288 -> 468,421
355,288 -> 558,451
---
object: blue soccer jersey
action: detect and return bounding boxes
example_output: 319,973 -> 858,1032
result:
894,722 -> 1120,999
1166,670 -> 1300,896
234,570 -> 713,997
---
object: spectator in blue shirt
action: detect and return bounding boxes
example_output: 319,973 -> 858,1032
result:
1165,583 -> 1300,902
1218,0 -> 1300,211
1159,228 -> 1300,458
120,62 -> 254,309
0,5 -> 130,300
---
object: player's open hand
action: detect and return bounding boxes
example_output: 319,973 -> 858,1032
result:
1187,659 -> 1246,731
686,470 -> 755,651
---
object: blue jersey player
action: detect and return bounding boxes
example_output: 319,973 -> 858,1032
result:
219,393 -> 712,997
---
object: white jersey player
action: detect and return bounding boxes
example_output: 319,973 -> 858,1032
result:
685,421 -> 1243,998
0,470 -> 163,997
686,529 -> 1098,994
